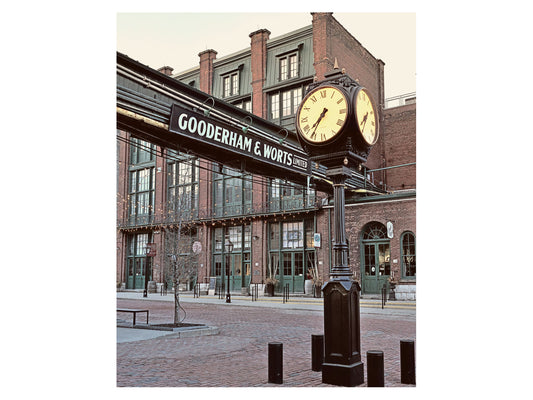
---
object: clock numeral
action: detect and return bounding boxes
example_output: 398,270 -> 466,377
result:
336,98 -> 343,105
371,121 -> 375,127
336,119 -> 344,126
310,96 -> 317,103
320,90 -> 327,98
304,107 -> 310,111
301,116 -> 308,123
303,125 -> 310,133
339,108 -> 347,114
321,133 -> 327,141
330,91 -> 335,99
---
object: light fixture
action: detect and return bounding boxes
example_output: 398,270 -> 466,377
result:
201,97 -> 215,117
241,116 -> 252,134
278,128 -> 289,145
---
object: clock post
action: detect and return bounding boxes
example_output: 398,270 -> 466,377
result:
295,67 -> 379,387
320,165 -> 364,386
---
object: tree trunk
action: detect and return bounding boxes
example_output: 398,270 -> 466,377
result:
174,280 -> 181,324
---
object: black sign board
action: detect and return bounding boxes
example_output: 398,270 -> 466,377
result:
169,103 -> 310,175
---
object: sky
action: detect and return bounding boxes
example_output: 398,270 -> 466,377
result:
117,12 -> 416,99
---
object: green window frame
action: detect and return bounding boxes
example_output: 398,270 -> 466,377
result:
128,167 -> 155,225
130,138 -> 155,165
401,231 -> 416,279
167,152 -> 199,221
212,165 -> 252,217
268,178 -> 315,212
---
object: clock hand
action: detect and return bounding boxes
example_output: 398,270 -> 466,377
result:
310,108 -> 328,138
360,112 -> 368,131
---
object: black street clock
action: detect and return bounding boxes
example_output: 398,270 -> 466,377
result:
295,68 -> 379,167
296,85 -> 350,145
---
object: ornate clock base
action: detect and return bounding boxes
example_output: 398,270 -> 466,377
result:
322,360 -> 364,387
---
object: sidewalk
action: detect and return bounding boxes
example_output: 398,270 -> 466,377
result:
116,290 -> 416,317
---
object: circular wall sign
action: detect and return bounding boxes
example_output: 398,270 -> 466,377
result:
192,241 -> 202,254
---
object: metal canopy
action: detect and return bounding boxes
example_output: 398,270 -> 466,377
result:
116,52 -> 384,196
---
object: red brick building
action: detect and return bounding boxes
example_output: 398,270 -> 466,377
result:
116,12 -> 416,299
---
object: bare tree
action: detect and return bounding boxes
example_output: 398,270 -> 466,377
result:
162,155 -> 200,324
163,227 -> 198,324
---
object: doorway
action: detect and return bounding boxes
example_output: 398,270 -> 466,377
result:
361,222 -> 390,294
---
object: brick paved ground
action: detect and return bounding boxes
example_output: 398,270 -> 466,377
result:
117,298 -> 415,387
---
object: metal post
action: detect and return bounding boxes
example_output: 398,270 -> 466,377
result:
311,334 -> 324,372
268,342 -> 283,384
367,350 -> 385,387
400,340 -> 416,384
321,166 -> 364,387
226,267 -> 231,303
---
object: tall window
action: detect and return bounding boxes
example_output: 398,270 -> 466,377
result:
223,72 -> 239,98
167,153 -> 199,221
283,221 -> 303,249
129,167 -> 155,225
130,138 -> 155,165
268,218 -> 315,291
279,53 -> 298,81
270,87 -> 302,126
213,165 -> 252,217
269,178 -> 315,212
401,232 -> 416,278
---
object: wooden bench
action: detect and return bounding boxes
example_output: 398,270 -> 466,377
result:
117,308 -> 149,325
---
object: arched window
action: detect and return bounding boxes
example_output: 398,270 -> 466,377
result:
362,222 -> 388,240
401,232 -> 416,279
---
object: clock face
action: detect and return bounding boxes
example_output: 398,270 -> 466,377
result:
355,88 -> 378,145
296,86 -> 348,144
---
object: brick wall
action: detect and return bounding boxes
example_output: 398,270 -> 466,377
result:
382,104 -> 416,191
344,198 -> 416,281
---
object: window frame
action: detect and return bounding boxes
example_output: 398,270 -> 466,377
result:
278,52 -> 299,81
400,231 -> 416,280
222,71 -> 240,98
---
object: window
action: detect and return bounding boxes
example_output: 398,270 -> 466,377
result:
270,93 -> 280,119
269,87 -> 302,123
167,153 -> 199,220
129,167 -> 155,225
213,165 -> 252,217
130,138 -> 155,165
269,178 -> 314,212
234,99 -> 252,113
401,232 -> 416,278
222,72 -> 239,98
212,225 -> 251,277
279,52 -> 298,81
283,221 -> 303,249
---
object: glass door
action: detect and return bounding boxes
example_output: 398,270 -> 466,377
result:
362,242 -> 390,294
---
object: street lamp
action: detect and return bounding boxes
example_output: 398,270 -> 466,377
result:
224,235 -> 234,303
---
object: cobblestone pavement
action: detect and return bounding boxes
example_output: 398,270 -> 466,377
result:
117,297 -> 415,387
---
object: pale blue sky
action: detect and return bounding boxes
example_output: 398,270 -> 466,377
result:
117,12 -> 416,99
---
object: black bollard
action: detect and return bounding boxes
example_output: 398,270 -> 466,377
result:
400,339 -> 416,384
366,350 -> 384,387
311,334 -> 324,372
268,342 -> 283,384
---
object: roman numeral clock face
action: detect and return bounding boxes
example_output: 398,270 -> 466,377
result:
355,88 -> 378,145
296,86 -> 348,144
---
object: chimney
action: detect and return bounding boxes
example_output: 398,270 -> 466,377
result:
198,49 -> 217,95
249,29 -> 271,118
157,66 -> 174,76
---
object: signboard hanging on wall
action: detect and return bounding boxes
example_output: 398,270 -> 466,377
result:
169,103 -> 310,174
